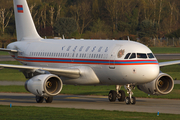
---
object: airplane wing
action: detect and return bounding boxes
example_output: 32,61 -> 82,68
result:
0,64 -> 80,79
159,60 -> 180,67
0,48 -> 18,53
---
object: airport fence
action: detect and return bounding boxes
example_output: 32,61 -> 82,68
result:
150,38 -> 180,47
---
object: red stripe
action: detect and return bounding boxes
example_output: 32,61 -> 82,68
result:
17,5 -> 23,8
18,10 -> 23,13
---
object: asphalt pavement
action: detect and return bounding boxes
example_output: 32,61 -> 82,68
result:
0,93 -> 180,114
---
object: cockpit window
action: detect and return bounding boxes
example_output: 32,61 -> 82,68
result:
124,53 -> 155,59
124,53 -> 131,59
129,53 -> 136,59
147,53 -> 155,58
137,53 -> 147,59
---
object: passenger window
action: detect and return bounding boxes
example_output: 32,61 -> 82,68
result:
129,53 -> 136,59
137,53 -> 147,58
147,53 -> 155,58
124,53 -> 131,59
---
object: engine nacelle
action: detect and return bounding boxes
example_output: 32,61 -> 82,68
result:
137,73 -> 174,95
25,74 -> 63,96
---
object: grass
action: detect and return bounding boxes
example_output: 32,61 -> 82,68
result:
0,84 -> 180,99
0,51 -> 9,56
0,105 -> 180,120
159,60 -> 180,80
150,47 -> 180,54
0,61 -> 26,81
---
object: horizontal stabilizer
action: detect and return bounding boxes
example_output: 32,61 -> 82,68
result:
0,48 -> 18,53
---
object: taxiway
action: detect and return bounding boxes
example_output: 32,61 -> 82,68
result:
0,93 -> 179,114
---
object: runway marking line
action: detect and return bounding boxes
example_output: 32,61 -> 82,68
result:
65,96 -> 107,99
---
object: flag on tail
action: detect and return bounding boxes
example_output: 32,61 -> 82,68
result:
17,5 -> 23,13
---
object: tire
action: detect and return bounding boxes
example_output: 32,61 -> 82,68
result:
125,97 -> 130,104
108,90 -> 117,102
117,90 -> 125,102
131,97 -> 136,105
45,97 -> 53,103
36,96 -> 44,103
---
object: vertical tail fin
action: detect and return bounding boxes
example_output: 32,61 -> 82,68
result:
13,0 -> 41,41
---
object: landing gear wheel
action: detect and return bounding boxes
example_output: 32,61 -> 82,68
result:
131,97 -> 136,104
36,96 -> 44,103
117,90 -> 125,102
108,90 -> 117,102
125,97 -> 130,104
125,84 -> 136,105
45,97 -> 53,103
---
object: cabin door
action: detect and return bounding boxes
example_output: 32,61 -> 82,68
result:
109,46 -> 121,69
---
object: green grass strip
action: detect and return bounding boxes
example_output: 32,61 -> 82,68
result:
0,105 -> 180,120
0,51 -> 9,56
150,47 -> 180,54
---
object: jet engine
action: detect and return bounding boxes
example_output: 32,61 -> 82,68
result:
137,72 -> 174,95
25,74 -> 63,96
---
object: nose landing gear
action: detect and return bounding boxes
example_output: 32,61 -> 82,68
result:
125,84 -> 136,104
108,84 -> 136,105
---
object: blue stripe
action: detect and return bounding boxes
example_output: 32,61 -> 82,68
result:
115,61 -> 157,64
17,8 -> 23,10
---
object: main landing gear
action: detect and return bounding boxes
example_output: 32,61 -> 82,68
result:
36,96 -> 53,103
108,84 -> 136,105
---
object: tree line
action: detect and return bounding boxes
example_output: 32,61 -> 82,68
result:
0,0 -> 180,41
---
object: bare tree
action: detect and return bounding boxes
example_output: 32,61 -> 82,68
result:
158,0 -> 163,25
49,5 -> 55,36
105,0 -> 121,32
0,0 -> 13,35
0,8 -> 13,35
69,1 -> 93,34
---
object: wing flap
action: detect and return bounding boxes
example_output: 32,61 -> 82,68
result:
0,64 -> 80,78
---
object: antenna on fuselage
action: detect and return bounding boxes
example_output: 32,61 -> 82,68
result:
127,36 -> 130,41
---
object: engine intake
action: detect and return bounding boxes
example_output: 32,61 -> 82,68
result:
137,73 -> 174,95
25,74 -> 63,96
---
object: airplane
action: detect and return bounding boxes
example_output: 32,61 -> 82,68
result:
0,0 -> 179,104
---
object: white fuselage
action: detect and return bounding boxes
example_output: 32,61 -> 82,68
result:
7,39 -> 159,85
